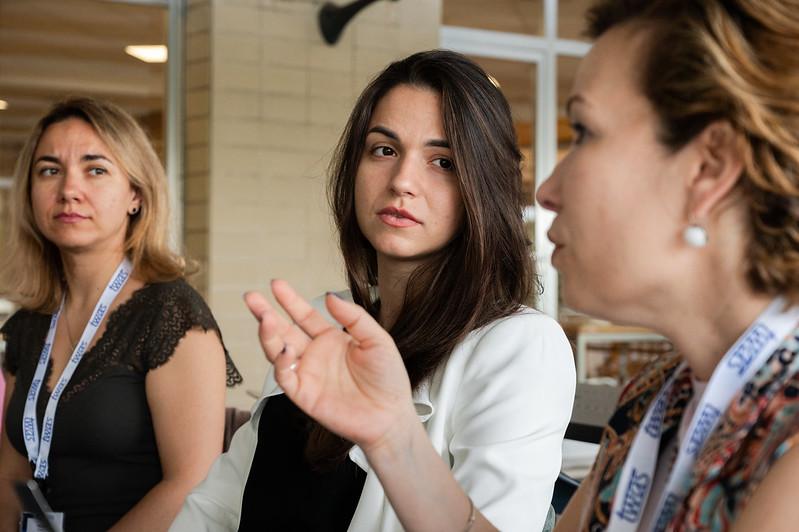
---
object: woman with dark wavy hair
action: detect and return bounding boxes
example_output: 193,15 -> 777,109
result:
172,50 -> 575,532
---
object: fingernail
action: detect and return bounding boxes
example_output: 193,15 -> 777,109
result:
327,291 -> 343,299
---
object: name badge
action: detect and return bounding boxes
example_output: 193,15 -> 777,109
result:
19,512 -> 64,532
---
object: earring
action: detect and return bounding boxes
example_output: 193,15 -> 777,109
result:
129,206 -> 140,215
683,224 -> 708,248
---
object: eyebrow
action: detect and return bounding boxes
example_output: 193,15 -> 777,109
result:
366,125 -> 450,149
33,154 -> 113,165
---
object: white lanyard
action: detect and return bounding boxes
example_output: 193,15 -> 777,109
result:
608,297 -> 799,532
23,258 -> 132,479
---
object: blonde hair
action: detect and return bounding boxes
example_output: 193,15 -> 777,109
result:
587,0 -> 799,304
0,97 -> 186,312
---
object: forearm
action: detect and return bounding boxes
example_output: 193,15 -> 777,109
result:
364,415 -> 497,532
109,478 -> 195,532
0,481 -> 23,532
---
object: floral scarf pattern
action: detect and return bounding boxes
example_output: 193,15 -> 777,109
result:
580,327 -> 799,531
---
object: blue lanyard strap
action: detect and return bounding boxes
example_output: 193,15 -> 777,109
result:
22,258 -> 133,479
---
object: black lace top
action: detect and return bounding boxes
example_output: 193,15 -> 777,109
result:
1,279 -> 242,532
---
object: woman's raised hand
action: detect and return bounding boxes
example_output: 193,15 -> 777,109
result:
244,280 -> 417,452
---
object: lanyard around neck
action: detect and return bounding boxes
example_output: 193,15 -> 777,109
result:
607,297 -> 799,532
22,258 -> 133,479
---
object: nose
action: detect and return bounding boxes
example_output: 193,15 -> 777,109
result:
389,154 -> 419,197
58,167 -> 83,203
536,163 -> 562,212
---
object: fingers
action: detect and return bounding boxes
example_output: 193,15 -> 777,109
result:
243,291 -> 291,363
324,292 -> 391,346
243,290 -> 271,321
272,342 -> 299,397
271,279 -> 334,338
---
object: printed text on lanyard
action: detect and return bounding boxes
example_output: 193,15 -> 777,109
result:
607,297 -> 799,532
22,258 -> 133,479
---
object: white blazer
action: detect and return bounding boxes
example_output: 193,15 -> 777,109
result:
171,297 -> 575,532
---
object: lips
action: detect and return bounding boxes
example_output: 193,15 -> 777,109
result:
55,212 -> 88,223
377,206 -> 420,228
546,230 -> 562,248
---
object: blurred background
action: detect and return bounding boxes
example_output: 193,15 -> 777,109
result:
0,0 -> 670,436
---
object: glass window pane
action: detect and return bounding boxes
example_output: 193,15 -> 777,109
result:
444,0 -> 544,36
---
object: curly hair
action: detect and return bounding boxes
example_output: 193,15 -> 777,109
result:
587,0 -> 799,303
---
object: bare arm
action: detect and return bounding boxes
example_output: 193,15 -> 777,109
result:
108,329 -> 227,532
730,444 -> 799,532
364,413 -> 497,531
0,371 -> 32,532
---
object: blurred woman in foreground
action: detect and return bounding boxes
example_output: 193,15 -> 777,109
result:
547,0 -> 799,529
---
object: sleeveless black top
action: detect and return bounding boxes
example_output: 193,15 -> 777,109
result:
1,279 -> 242,532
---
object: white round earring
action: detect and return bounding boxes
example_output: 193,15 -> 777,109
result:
129,206 -> 140,215
683,224 -> 708,248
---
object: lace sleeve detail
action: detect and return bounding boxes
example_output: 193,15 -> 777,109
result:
143,280 -> 243,387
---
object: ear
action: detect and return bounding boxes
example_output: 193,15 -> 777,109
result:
684,121 -> 745,221
129,187 -> 142,213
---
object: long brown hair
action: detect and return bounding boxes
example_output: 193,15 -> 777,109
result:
586,0 -> 799,304
0,97 -> 186,311
309,50 -> 538,467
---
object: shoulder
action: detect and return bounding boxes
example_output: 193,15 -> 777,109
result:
137,278 -> 231,370
140,278 -> 217,326
0,308 -> 50,342
444,308 -> 576,409
143,278 -> 208,308
1,308 -> 49,374
1,308 -> 46,338
460,308 -> 574,374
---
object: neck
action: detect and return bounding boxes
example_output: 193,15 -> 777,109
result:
664,292 -> 772,380
61,248 -> 127,310
375,256 -> 417,330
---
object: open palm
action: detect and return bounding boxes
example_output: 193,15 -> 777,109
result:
244,280 -> 417,451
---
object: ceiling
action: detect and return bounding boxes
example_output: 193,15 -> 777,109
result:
0,0 -> 167,170
0,0 -> 591,176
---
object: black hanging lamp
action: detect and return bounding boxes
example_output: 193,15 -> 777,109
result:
318,0 -> 399,45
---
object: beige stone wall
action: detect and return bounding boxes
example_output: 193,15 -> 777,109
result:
185,0 -> 440,408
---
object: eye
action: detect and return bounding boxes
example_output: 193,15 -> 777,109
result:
88,166 -> 108,176
37,166 -> 60,177
371,145 -> 396,157
432,157 -> 455,172
570,122 -> 588,146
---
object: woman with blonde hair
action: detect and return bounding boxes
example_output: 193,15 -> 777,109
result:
0,97 -> 241,531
